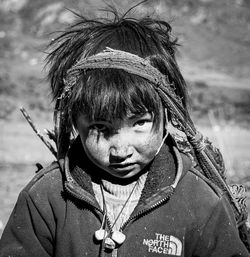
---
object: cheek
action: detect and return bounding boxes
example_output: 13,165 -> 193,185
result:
80,132 -> 109,165
135,130 -> 163,157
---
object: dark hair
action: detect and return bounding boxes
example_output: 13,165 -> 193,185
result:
46,5 -> 188,130
67,69 -> 163,130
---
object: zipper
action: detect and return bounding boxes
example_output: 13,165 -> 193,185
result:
67,181 -> 174,257
66,177 -> 175,257
65,182 -> 112,232
65,182 -> 113,230
121,186 -> 174,231
112,249 -> 118,257
65,182 -> 116,257
65,182 -> 102,211
105,187 -> 174,257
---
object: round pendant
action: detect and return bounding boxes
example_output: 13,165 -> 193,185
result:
94,229 -> 108,241
111,231 -> 126,245
104,237 -> 116,250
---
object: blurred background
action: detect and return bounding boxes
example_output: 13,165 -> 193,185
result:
0,0 -> 250,235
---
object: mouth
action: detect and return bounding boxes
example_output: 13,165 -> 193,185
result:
109,162 -> 136,171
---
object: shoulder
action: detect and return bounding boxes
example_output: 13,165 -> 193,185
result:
177,151 -> 223,205
22,161 -> 64,200
173,166 -> 231,225
180,167 -> 224,206
184,167 -> 223,199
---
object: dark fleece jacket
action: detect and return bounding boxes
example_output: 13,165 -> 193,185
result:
0,137 -> 249,257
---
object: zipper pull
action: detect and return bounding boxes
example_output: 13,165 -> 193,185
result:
95,229 -> 108,241
111,231 -> 126,245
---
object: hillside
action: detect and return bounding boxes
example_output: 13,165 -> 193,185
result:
0,0 -> 250,124
1,0 -> 250,72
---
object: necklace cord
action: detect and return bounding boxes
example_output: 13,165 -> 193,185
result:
100,184 -> 107,229
100,180 -> 139,237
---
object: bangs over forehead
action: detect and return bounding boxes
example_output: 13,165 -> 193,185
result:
68,69 -> 162,128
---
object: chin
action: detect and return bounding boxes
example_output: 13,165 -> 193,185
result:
110,167 -> 143,180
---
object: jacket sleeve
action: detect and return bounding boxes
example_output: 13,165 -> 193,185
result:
194,196 -> 250,257
0,190 -> 53,257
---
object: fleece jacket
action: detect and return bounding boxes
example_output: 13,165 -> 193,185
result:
0,137 -> 249,257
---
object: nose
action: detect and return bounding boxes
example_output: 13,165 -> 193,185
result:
109,148 -> 133,163
109,134 -> 133,163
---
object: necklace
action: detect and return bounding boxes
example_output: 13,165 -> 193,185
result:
94,179 -> 139,250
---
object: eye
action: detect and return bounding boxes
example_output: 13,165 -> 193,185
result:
89,124 -> 109,133
134,119 -> 147,126
133,118 -> 153,130
132,112 -> 153,129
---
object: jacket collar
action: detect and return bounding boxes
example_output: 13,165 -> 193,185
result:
63,136 -> 192,212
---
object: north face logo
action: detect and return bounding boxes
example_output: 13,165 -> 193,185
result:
142,233 -> 182,256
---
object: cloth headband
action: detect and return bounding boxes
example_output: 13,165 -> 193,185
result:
67,47 -> 166,86
63,47 -> 181,104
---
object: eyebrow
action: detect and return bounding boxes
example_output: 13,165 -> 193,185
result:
127,112 -> 151,120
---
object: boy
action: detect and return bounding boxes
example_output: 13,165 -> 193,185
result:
0,6 -> 249,257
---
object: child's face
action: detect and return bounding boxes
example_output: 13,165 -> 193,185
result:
76,110 -> 164,179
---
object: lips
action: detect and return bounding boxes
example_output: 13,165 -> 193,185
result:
109,162 -> 136,170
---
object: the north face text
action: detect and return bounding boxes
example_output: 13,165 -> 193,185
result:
142,233 -> 182,256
